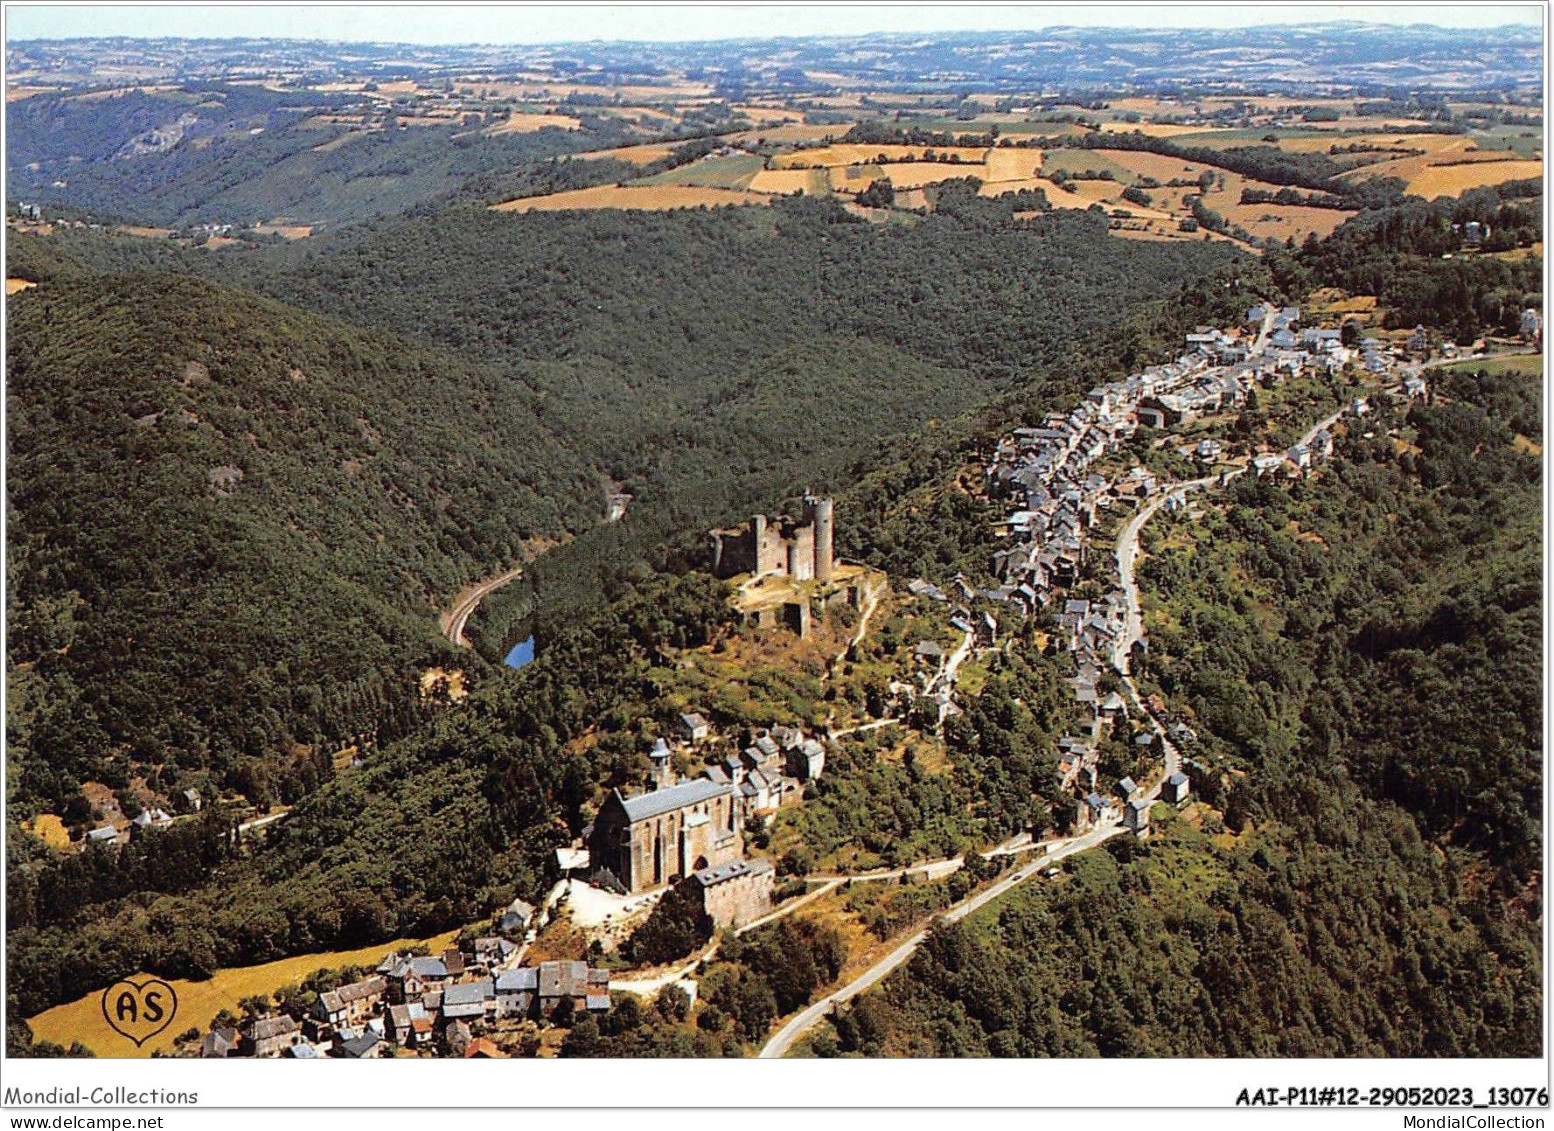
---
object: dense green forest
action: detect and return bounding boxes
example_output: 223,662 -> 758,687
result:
816,360 -> 1541,1058
7,273 -> 602,815
197,188 -> 1242,652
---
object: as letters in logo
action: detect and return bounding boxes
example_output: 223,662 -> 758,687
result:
101,978 -> 179,1048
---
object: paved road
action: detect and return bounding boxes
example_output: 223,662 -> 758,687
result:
1113,475 -> 1217,672
1297,407 -> 1345,452
757,824 -> 1124,1059
441,566 -> 525,648
828,718 -> 902,740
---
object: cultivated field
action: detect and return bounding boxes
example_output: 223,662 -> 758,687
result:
7,278 -> 39,295
253,222 -> 313,239
770,143 -> 991,168
485,110 -> 582,134
746,167 -> 830,195
21,813 -> 69,849
639,153 -> 765,188
726,122 -> 856,145
492,184 -> 772,213
1400,159 -> 1545,199
575,141 -> 681,164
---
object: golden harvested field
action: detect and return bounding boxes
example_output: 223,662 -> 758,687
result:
1335,131 -> 1542,197
254,222 -> 314,239
746,167 -> 829,195
27,930 -> 461,1057
838,161 -> 991,191
983,148 -> 1044,182
1099,121 -> 1211,138
22,813 -> 69,850
1106,96 -> 1197,113
1491,241 -> 1544,262
492,184 -> 772,213
1279,131 -> 1469,155
1305,288 -> 1380,316
771,143 -> 989,169
7,278 -> 38,295
1403,159 -> 1544,199
576,142 -> 679,165
1100,148 -> 1209,182
485,111 -> 582,134
115,225 -> 175,239
726,123 -> 855,145
1228,203 -> 1356,242
732,103 -> 805,124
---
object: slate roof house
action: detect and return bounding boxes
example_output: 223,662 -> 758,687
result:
314,976 -> 386,1030
440,979 -> 495,1024
241,1014 -> 300,1058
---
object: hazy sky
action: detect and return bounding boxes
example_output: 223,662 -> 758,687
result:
5,4 -> 1543,46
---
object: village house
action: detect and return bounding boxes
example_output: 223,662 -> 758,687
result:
241,1014 -> 300,1058
537,961 -> 610,1020
1123,798 -> 1152,835
314,975 -> 387,1031
200,1026 -> 239,1058
382,954 -> 450,1002
440,979 -> 495,1025
1164,772 -> 1191,804
678,712 -> 710,744
1078,792 -> 1116,830
471,936 -> 520,974
338,1032 -> 385,1059
495,967 -> 538,1019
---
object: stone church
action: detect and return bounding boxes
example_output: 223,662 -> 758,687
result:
588,778 -> 744,894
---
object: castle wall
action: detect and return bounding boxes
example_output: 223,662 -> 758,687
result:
709,499 -> 835,584
700,866 -> 774,929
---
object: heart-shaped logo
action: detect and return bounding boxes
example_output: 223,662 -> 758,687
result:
101,978 -> 178,1048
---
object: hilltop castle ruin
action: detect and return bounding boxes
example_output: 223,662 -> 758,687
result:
709,492 -> 834,583
706,496 -> 884,637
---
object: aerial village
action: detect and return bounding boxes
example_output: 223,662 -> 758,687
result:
977,301 -> 1448,836
182,300 -> 1514,1060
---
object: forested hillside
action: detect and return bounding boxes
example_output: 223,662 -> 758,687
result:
4,203 -> 1259,1030
210,189 -> 1242,651
7,273 -> 601,816
816,358 -> 1541,1058
4,84 -> 639,228
1270,180 -> 1543,340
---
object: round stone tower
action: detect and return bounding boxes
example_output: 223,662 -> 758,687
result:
807,494 -> 834,584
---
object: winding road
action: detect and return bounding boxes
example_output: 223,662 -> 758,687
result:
757,823 -> 1124,1059
441,566 -> 525,649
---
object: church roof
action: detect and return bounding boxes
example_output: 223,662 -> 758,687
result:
620,779 -> 732,822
